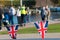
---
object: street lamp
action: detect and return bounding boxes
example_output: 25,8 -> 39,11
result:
11,0 -> 14,5
20,0 -> 22,6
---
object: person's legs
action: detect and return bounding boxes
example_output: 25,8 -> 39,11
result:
9,15 -> 11,24
23,15 -> 26,23
11,16 -> 14,25
20,14 -> 24,26
9,15 -> 14,25
17,16 -> 21,25
0,20 -> 2,30
41,15 -> 45,21
0,15 -> 2,30
23,15 -> 27,26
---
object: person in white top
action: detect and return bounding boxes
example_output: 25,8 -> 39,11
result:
9,6 -> 16,16
16,6 -> 21,25
16,7 -> 21,16
9,5 -> 16,25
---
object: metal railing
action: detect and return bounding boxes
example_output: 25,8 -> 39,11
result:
25,11 -> 60,23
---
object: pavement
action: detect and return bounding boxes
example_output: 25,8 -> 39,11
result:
0,33 -> 60,39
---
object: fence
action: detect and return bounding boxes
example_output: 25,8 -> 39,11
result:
10,10 -> 60,25
25,11 -> 60,23
50,12 -> 60,20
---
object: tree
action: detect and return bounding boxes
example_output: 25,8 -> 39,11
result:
50,0 -> 59,4
23,0 -> 36,7
50,0 -> 59,6
0,0 -> 20,7
13,0 -> 20,6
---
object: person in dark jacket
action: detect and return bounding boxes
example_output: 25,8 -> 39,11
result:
3,7 -> 10,26
0,5 -> 4,31
41,7 -> 45,21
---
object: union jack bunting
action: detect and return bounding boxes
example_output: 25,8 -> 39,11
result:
34,21 -> 48,40
6,25 -> 19,39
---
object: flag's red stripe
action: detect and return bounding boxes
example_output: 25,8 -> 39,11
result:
11,26 -> 15,38
40,21 -> 44,39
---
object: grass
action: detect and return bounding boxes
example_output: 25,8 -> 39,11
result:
17,27 -> 38,34
48,23 -> 60,33
0,31 -> 8,35
0,23 -> 60,35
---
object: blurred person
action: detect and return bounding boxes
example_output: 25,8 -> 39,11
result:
45,5 -> 50,21
0,5 -> 4,31
2,7 -> 10,26
25,7 -> 30,23
9,5 -> 16,25
16,6 -> 21,26
21,5 -> 27,26
41,6 -> 46,21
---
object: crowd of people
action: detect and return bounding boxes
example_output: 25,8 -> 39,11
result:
0,5 -> 50,31
0,5 -> 28,31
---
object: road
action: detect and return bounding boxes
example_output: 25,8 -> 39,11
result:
0,33 -> 60,39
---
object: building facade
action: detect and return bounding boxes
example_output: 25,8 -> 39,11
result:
35,0 -> 52,7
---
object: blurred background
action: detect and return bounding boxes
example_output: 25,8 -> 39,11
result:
0,0 -> 60,22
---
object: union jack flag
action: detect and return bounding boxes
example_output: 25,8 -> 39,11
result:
6,25 -> 19,39
34,21 -> 48,40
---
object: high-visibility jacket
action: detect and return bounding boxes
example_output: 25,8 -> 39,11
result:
21,6 -> 26,15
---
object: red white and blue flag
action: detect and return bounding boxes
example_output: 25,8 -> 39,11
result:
34,21 -> 48,40
6,25 -> 19,39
